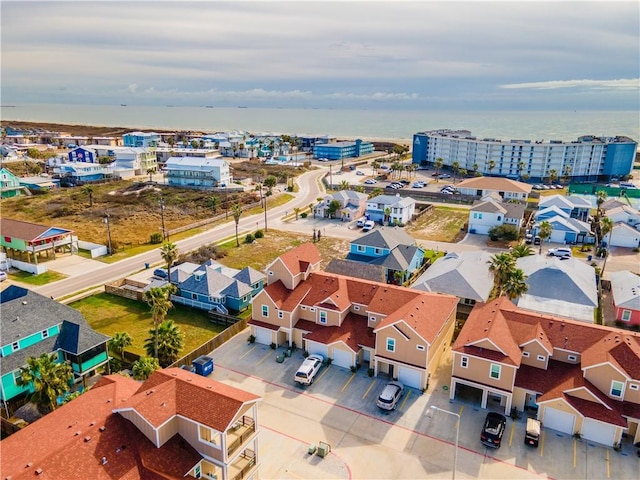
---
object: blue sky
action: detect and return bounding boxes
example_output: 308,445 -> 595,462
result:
2,1 -> 638,110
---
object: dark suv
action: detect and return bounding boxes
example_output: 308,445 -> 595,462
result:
480,412 -> 507,448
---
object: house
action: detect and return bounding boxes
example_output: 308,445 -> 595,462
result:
53,161 -> 113,184
249,243 -> 458,390
346,228 -> 425,284
365,194 -> 416,225
313,139 -> 374,160
156,147 -> 222,166
468,193 -> 525,235
450,297 -> 640,447
0,167 -> 26,198
170,260 -> 266,314
315,190 -> 368,220
539,195 -> 592,222
111,146 -> 158,176
532,210 -> 593,244
0,286 -> 110,407
604,205 -> 640,228
0,368 -> 261,480
454,177 -> 532,201
515,256 -> 598,322
165,156 -> 232,189
609,271 -> 640,326
0,218 -> 76,267
325,258 -> 386,283
68,146 -> 100,163
608,222 -> 640,248
412,251 -> 494,306
19,175 -> 60,192
122,131 -> 161,147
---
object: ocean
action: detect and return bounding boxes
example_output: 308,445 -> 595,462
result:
1,104 -> 638,143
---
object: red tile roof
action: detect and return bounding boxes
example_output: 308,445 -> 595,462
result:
303,312 -> 376,350
581,332 -> 640,380
277,243 -> 321,276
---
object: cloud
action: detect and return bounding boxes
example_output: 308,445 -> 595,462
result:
501,79 -> 640,90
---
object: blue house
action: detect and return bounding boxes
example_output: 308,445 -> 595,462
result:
313,139 -> 374,160
538,195 -> 592,222
346,227 -> 425,284
122,131 -> 160,148
0,286 -> 110,408
170,260 -> 266,313
68,146 -> 99,163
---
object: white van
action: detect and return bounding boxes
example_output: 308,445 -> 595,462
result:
362,220 -> 375,232
356,216 -> 367,227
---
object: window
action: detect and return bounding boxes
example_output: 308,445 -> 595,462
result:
621,310 -> 632,322
522,351 -> 530,358
490,364 -> 501,380
42,329 -> 49,339
278,311 -> 283,319
374,248 -> 382,255
319,311 -> 327,324
537,355 -> 545,361
357,245 -> 365,253
460,356 -> 468,368
386,337 -> 395,352
261,305 -> 269,317
416,345 -> 425,351
568,355 -> 577,361
191,293 -> 198,300
12,342 -> 19,352
610,380 -> 624,398
497,216 -> 502,221
629,384 -> 639,391
13,371 -> 22,385
268,271 -> 274,276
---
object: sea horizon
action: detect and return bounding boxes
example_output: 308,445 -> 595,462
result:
1,103 -> 638,144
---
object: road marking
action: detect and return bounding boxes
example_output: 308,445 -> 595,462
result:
256,350 -> 273,366
456,406 -> 464,429
540,430 -> 545,457
399,389 -> 411,411
240,345 -> 257,360
573,437 -> 577,468
362,379 -> 377,399
509,422 -> 515,446
341,373 -> 356,392
606,449 -> 610,478
315,365 -> 331,383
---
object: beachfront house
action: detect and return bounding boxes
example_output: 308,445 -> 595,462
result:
165,156 -> 232,189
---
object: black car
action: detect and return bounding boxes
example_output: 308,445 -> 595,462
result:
480,412 -> 507,448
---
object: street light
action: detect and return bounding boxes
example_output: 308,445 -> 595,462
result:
103,211 -> 113,256
428,405 -> 460,480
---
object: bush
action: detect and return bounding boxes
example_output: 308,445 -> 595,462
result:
488,224 -> 520,241
303,351 -> 309,358
254,229 -> 264,239
244,233 -> 255,244
270,342 -> 277,350
367,368 -> 374,377
327,358 -> 333,365
248,334 -> 256,344
350,365 -> 357,373
150,232 -> 163,244
301,212 -> 308,218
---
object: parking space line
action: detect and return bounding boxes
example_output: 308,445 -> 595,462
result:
341,373 -> 355,393
399,390 -> 411,411
239,345 -> 257,360
256,350 -> 273,366
606,449 -> 610,478
573,438 -> 577,468
509,422 -> 515,446
457,406 -> 464,429
362,379 -> 377,399
315,365 -> 331,383
540,430 -> 545,456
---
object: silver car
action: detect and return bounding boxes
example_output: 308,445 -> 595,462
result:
376,381 -> 404,410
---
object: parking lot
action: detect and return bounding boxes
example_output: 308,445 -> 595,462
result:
206,332 -> 639,479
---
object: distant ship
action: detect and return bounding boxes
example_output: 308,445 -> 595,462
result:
120,104 -> 127,106
237,106 -> 248,109
205,105 -> 214,108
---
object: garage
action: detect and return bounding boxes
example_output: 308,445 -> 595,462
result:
254,326 -> 273,346
469,223 -> 490,235
581,418 -> 617,446
453,382 -> 483,406
398,366 -> 423,389
306,341 -> 328,360
543,407 -> 576,435
331,348 -> 353,369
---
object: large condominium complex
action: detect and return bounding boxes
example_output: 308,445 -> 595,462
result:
411,129 -> 637,183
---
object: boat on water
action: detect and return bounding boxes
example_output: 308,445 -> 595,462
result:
237,106 -> 248,109
120,104 -> 127,106
205,105 -> 214,108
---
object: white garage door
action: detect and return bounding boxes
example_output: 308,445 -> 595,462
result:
543,407 -> 575,435
398,366 -> 422,389
306,341 -> 329,360
581,418 -> 617,446
331,348 -> 353,369
254,327 -> 273,346
470,223 -> 491,235
550,231 -> 565,243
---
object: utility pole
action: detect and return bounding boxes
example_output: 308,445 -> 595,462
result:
263,185 -> 268,232
160,196 -> 168,242
103,211 -> 113,256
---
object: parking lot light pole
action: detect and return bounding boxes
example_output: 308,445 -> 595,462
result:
429,405 -> 459,480
103,211 -> 113,256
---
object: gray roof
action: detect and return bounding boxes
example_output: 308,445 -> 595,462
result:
412,251 -> 493,302
370,245 -> 422,271
178,265 -> 252,299
353,227 -> 416,250
367,194 -> 415,207
234,266 -> 266,286
609,270 -> 640,310
471,198 -> 525,220
0,286 -> 109,374
325,259 -> 386,283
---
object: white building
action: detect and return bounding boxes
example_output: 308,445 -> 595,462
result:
365,194 -> 416,225
454,176 -> 532,201
468,193 -> 525,235
165,156 -> 232,189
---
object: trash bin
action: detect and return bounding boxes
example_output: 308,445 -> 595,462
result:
145,263 -> 150,269
587,255 -> 592,261
192,355 -> 214,376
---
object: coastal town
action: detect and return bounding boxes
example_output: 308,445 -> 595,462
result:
1,122 -> 639,480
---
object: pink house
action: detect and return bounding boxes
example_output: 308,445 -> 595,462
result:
609,270 -> 640,326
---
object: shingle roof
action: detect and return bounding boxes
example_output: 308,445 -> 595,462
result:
352,227 -> 416,249
0,218 -> 73,242
456,177 -> 532,193
303,313 -> 375,351
234,266 -> 266,285
609,270 -> 640,310
325,259 -> 385,283
275,243 -> 322,276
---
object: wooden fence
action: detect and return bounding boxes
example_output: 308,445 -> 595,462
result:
105,278 -> 148,301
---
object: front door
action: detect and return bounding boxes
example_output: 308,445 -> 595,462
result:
389,364 -> 395,379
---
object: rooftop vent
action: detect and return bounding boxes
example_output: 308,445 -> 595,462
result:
35,469 -> 43,476
22,301 -> 27,305
99,426 -> 106,432
101,457 -> 108,465
74,431 -> 81,436
26,463 -> 33,468
90,421 -> 95,426
84,436 -> 91,442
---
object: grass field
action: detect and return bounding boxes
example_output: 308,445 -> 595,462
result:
70,293 -> 225,357
407,206 -> 468,243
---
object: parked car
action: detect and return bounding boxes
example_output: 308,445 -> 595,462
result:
294,354 -> 324,385
376,381 -> 404,411
363,220 -> 376,232
356,170 -> 365,176
412,182 -> 425,188
533,236 -> 541,245
524,417 -> 541,447
480,412 -> 507,448
547,247 -> 572,258
439,174 -> 451,179
0,271 -> 7,282
364,179 -> 376,184
356,216 -> 368,227
153,268 -> 168,279
525,233 -> 533,244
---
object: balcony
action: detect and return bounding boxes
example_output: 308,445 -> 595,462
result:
226,416 -> 256,457
229,449 -> 257,480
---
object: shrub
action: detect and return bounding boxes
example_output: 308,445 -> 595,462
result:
301,212 -> 308,218
254,229 -> 264,239
303,351 -> 309,358
248,334 -> 256,344
150,232 -> 163,244
489,224 -> 520,241
270,342 -> 277,350
350,365 -> 357,373
327,358 -> 333,365
244,233 -> 255,244
367,368 -> 374,377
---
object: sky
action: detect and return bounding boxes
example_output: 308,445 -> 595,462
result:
1,1 -> 639,110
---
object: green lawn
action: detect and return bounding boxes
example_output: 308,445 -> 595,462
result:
70,293 -> 225,357
8,270 -> 67,285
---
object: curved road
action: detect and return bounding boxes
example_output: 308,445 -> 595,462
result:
36,168 -> 327,299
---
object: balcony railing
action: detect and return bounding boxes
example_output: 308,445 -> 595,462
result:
229,449 -> 257,480
227,416 -> 256,456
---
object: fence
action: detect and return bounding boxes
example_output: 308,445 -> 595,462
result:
568,184 -> 640,198
105,278 -> 148,301
169,319 -> 248,369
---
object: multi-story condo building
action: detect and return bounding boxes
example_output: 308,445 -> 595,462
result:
165,156 -> 232,189
123,131 -> 161,148
412,129 -> 637,183
313,139 -> 374,160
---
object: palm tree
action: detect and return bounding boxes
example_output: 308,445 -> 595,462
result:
294,207 -> 301,220
503,268 -> 529,300
369,187 -> 383,199
434,158 -> 443,180
371,161 -> 380,175
207,195 -> 220,215
488,252 -> 516,297
144,320 -> 184,367
473,163 -> 480,177
600,216 -> 614,276
562,165 -> 572,184
108,331 -> 133,359
452,161 -> 460,183
146,167 -> 155,182
510,244 -> 534,258
160,242 -> 179,283
232,203 -> 242,246
144,284 -> 177,360
132,356 -> 160,380
263,175 -> 277,195
339,180 -> 350,191
82,185 -> 94,207
548,169 -> 558,185
487,160 -> 496,176
595,190 -> 608,218
18,353 -> 73,413
518,161 -> 525,178
384,207 -> 392,225
537,221 -> 553,254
